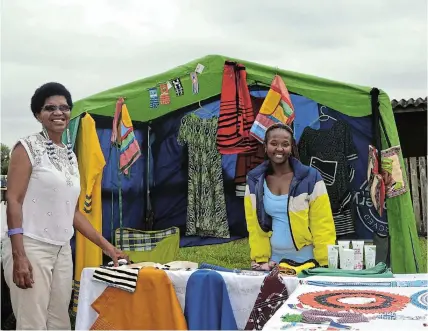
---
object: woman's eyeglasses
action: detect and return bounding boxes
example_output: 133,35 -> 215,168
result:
42,104 -> 71,112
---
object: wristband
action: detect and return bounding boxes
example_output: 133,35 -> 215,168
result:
8,228 -> 24,237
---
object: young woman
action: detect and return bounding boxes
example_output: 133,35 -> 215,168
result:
244,123 -> 336,271
2,82 -> 128,330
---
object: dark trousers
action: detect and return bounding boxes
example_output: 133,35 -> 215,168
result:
1,264 -> 15,330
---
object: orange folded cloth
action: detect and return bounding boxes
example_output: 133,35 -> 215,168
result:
90,267 -> 188,330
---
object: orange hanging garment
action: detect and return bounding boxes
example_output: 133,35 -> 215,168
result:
216,61 -> 258,155
90,267 -> 188,330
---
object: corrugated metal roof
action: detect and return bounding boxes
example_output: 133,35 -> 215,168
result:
391,97 -> 427,113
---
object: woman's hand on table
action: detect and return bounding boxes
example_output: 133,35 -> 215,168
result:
103,243 -> 129,267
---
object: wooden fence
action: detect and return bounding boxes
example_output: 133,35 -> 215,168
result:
404,156 -> 427,236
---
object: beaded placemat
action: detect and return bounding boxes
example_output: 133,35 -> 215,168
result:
410,289 -> 428,311
298,289 -> 410,314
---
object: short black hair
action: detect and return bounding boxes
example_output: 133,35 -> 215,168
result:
30,82 -> 73,118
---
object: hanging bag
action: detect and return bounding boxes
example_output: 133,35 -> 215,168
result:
114,227 -> 180,264
249,75 -> 295,142
367,114 -> 408,216
379,118 -> 408,198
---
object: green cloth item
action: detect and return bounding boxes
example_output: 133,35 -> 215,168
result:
297,262 -> 394,278
69,54 -> 422,274
114,227 -> 180,264
61,115 -> 81,149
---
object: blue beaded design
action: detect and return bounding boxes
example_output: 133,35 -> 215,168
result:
302,279 -> 428,288
42,127 -> 74,166
410,289 -> 428,310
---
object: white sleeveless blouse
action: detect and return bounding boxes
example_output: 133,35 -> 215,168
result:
16,133 -> 80,245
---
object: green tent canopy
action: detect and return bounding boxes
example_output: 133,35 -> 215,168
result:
71,54 -> 422,274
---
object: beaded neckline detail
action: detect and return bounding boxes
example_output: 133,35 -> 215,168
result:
39,128 -> 77,181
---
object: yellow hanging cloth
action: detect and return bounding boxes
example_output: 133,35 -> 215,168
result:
72,113 -> 106,312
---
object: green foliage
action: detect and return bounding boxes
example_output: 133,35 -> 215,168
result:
1,143 -> 10,175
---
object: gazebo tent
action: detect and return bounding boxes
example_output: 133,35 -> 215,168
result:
70,54 -> 422,274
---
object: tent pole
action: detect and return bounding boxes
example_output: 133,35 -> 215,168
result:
145,125 -> 152,230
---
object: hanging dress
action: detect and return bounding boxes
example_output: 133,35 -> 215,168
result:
298,120 -> 358,236
178,114 -> 230,238
72,113 -> 106,312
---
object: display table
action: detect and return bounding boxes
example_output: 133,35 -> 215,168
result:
262,275 -> 428,331
75,267 -> 299,330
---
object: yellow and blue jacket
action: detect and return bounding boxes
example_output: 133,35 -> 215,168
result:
244,157 -> 336,266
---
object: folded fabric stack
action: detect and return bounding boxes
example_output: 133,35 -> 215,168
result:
199,262 -> 269,276
92,266 -> 142,293
297,262 -> 393,278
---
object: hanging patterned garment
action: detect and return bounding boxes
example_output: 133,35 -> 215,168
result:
73,113 -> 106,312
111,98 -> 141,175
235,144 -> 265,197
298,120 -> 358,236
234,96 -> 265,197
249,75 -> 295,143
216,61 -> 258,155
178,114 -> 230,238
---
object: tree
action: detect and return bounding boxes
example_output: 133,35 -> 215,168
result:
1,143 -> 10,175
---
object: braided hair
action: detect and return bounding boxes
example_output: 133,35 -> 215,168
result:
264,123 -> 299,176
264,123 -> 299,159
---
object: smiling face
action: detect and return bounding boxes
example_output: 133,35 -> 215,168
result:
36,95 -> 71,134
265,128 -> 293,165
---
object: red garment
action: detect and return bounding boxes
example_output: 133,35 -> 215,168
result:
216,61 -> 258,155
235,96 -> 265,185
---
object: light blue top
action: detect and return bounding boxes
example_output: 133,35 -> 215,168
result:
263,180 -> 314,264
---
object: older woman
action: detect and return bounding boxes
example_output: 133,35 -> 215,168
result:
2,82 -> 128,330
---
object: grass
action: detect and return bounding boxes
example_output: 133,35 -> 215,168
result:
178,237 -> 428,272
177,238 -> 251,269
419,237 -> 427,273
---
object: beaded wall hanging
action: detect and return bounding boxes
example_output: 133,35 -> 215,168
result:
300,279 -> 428,288
298,289 -> 410,314
410,289 -> 428,311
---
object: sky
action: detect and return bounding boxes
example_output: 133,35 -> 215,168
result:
1,0 -> 427,147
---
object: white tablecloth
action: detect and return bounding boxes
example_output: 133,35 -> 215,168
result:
75,268 -> 299,330
263,275 -> 428,331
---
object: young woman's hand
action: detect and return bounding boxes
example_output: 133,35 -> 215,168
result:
268,260 -> 277,269
251,261 -> 271,271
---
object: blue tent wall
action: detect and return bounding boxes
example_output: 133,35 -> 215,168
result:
148,88 -> 329,247
146,88 -> 388,245
97,127 -> 147,243
149,99 -> 245,247
71,89 -> 390,253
